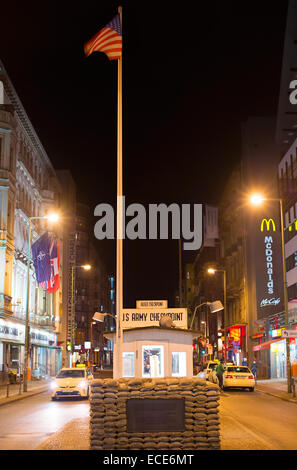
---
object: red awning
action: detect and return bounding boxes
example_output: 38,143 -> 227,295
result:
253,337 -> 283,351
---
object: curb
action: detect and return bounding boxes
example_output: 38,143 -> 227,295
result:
256,387 -> 297,404
0,385 -> 49,407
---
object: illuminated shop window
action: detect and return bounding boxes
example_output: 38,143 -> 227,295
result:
172,352 -> 187,377
142,345 -> 164,378
122,352 -> 135,377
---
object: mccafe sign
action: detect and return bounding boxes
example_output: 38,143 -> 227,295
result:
254,213 -> 284,319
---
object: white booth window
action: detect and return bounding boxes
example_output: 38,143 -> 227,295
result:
172,352 -> 187,377
122,352 -> 135,377
142,345 -> 164,378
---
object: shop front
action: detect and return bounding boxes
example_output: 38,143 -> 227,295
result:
225,325 -> 246,365
0,319 -> 25,383
0,318 -> 59,382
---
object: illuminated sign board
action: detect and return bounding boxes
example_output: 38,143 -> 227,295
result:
253,208 -> 284,319
121,308 -> 187,329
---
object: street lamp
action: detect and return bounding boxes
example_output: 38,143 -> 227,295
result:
201,320 -> 206,337
93,312 -> 116,370
250,193 -> 291,393
190,301 -> 224,330
207,267 -> 227,362
23,212 -> 60,392
70,264 -> 92,366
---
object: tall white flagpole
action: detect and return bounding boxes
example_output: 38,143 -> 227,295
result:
116,5 -> 123,378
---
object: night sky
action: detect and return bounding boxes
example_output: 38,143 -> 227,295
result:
0,1 -> 289,307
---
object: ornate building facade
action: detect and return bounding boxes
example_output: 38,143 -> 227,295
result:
0,60 -> 63,382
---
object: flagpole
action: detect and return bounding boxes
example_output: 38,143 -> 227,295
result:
116,5 -> 123,378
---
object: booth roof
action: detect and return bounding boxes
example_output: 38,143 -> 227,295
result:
103,326 -> 203,340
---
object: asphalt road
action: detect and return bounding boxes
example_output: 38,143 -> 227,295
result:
0,391 -> 90,450
1,387 -> 297,451
220,388 -> 297,450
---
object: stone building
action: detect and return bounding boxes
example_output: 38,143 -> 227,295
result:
0,60 -> 63,381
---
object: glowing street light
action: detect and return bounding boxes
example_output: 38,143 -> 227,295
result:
207,267 -> 227,362
70,264 -> 92,363
249,193 -> 266,206
207,268 -> 216,274
81,264 -> 91,271
46,213 -> 60,223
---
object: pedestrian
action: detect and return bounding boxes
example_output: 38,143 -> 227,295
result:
215,360 -> 224,389
251,361 -> 258,380
242,358 -> 248,367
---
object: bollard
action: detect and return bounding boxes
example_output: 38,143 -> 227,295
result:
19,378 -> 22,395
292,378 -> 296,398
6,382 -> 9,398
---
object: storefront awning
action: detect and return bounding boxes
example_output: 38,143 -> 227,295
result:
1,340 -> 25,346
253,337 -> 283,351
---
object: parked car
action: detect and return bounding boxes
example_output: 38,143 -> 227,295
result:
50,367 -> 93,400
222,365 -> 255,391
205,360 -> 220,381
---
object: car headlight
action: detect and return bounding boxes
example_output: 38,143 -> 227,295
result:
51,381 -> 58,390
78,381 -> 87,388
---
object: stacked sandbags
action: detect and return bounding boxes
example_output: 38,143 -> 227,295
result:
89,377 -> 220,450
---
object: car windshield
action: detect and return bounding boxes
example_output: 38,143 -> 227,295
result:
227,367 -> 250,373
208,363 -> 217,370
56,370 -> 85,378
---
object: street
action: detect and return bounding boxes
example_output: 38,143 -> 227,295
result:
220,389 -> 297,450
1,388 -> 297,450
0,391 -> 89,450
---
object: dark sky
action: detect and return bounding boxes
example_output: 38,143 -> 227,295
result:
0,0 -> 289,307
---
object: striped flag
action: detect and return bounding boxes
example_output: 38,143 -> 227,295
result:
38,239 -> 60,293
84,14 -> 122,60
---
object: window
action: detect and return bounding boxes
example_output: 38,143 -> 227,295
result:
172,352 -> 187,377
142,345 -> 164,378
122,352 -> 135,377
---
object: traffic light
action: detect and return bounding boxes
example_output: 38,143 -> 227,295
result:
66,341 -> 72,351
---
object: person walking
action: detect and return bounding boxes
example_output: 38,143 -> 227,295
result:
215,360 -> 224,389
251,361 -> 258,383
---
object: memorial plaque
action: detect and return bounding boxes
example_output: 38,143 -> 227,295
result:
127,398 -> 185,433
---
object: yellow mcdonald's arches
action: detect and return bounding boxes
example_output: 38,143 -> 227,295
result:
260,218 -> 276,231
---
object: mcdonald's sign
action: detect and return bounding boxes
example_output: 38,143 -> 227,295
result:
260,218 -> 276,231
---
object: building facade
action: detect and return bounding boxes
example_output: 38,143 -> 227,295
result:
0,60 -> 63,382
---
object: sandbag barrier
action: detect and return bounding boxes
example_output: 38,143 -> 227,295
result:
89,377 -> 220,450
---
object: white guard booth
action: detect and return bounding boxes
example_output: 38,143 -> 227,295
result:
104,325 -> 200,379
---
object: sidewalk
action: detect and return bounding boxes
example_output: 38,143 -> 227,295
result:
256,378 -> 297,403
0,378 -> 50,406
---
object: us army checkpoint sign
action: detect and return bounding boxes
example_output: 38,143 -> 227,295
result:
121,308 -> 188,330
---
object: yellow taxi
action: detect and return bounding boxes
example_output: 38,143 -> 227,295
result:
50,367 -> 93,400
223,365 -> 255,391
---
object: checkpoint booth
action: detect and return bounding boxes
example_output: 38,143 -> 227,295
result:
104,300 -> 201,379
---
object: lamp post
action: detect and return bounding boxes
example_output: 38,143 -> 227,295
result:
250,194 -> 291,393
93,312 -> 117,369
190,301 -> 223,362
70,264 -> 91,367
90,320 -> 97,366
23,213 -> 59,392
190,301 -> 224,331
207,268 -> 227,362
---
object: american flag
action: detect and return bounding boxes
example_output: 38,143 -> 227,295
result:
84,14 -> 122,60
